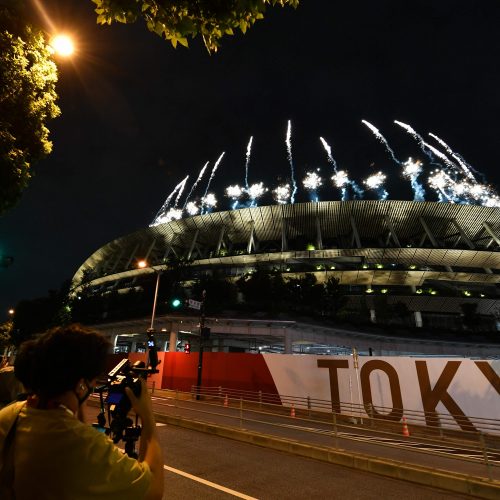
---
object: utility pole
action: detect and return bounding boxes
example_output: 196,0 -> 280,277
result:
196,290 -> 206,400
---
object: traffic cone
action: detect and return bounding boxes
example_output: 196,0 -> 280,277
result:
290,403 -> 296,418
223,394 -> 228,407
402,416 -> 410,437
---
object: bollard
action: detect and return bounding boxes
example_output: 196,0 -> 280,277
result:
239,397 -> 243,428
332,411 -> 338,449
479,432 -> 492,481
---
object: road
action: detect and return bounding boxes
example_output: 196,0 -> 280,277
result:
85,405 -> 473,499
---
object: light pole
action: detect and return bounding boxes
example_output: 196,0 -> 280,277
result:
137,259 -> 161,331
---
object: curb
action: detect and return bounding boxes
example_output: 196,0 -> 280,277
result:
156,413 -> 500,499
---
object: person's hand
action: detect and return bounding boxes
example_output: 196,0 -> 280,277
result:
125,378 -> 155,428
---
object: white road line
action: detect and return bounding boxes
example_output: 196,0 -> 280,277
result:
163,465 -> 259,499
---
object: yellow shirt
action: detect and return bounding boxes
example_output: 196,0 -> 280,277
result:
0,401 -> 152,499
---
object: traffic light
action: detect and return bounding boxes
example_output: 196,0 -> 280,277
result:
171,298 -> 182,308
184,342 -> 191,354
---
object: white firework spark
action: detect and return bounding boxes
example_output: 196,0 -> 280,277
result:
151,176 -> 188,226
332,170 -> 349,188
319,137 -> 339,172
273,184 -> 290,204
202,192 -> 217,209
247,182 -> 266,200
303,171 -> 323,191
364,172 -> 386,190
402,158 -> 425,201
362,119 -> 400,164
394,120 -> 434,162
428,169 -> 454,202
186,201 -> 199,216
285,120 -> 298,202
203,152 -> 225,198
173,175 -> 189,208
245,136 -> 253,189
225,184 -> 244,199
154,208 -> 183,225
183,161 -> 209,208
402,157 -> 423,177
428,132 -> 477,182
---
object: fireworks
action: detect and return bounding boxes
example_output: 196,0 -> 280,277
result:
303,171 -> 322,191
332,170 -> 349,188
285,120 -> 298,203
203,152 -> 225,199
428,132 -> 477,182
320,137 -> 338,172
245,136 -> 253,189
186,201 -> 199,216
226,184 -> 244,199
273,184 -> 290,204
364,172 -> 386,189
247,182 -> 267,201
202,193 -> 217,209
173,176 -> 189,208
150,119 -> 500,225
402,158 -> 425,201
184,161 -> 209,209
362,120 -> 400,164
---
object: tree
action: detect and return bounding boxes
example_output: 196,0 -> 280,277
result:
0,4 -> 60,215
93,0 -> 299,53
191,273 -> 238,313
0,321 -> 13,351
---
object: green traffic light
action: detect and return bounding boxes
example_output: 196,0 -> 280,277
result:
171,298 -> 181,308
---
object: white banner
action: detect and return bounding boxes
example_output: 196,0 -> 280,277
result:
263,355 -> 500,433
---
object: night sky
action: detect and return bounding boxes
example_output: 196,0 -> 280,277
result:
2,0 -> 500,317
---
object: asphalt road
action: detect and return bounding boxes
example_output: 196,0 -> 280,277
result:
85,406 -> 470,499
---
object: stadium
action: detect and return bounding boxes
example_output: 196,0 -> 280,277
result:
72,199 -> 500,357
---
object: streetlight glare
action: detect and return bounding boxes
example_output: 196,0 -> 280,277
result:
8,309 -> 14,315
137,260 -> 147,268
50,34 -> 74,57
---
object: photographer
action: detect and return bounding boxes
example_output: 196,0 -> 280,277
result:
0,324 -> 164,499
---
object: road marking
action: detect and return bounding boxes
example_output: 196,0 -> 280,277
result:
164,465 -> 258,499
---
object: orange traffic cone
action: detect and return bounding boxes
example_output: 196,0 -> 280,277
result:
402,416 -> 410,437
290,403 -> 296,418
223,394 -> 228,407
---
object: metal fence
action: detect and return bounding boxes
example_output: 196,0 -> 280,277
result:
146,384 -> 500,481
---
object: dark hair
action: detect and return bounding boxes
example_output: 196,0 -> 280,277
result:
14,339 -> 38,391
24,324 -> 110,398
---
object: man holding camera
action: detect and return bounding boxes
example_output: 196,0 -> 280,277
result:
0,324 -> 164,499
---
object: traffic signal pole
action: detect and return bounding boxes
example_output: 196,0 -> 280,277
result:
196,290 -> 206,400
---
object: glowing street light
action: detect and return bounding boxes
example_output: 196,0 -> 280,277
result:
50,34 -> 74,57
8,309 -> 14,316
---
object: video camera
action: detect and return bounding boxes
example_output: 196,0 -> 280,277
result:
94,330 -> 160,458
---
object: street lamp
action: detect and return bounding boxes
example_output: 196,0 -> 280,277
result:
49,34 -> 75,57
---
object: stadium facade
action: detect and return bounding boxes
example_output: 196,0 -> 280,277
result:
73,200 -> 500,353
